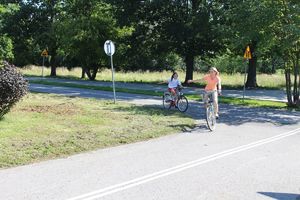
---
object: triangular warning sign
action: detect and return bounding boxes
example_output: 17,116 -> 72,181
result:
243,46 -> 252,59
41,49 -> 48,57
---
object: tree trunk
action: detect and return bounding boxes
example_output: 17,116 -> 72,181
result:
81,68 -> 86,79
245,42 -> 258,88
298,55 -> 300,106
91,67 -> 97,80
271,56 -> 276,74
49,52 -> 57,77
184,54 -> 194,83
50,64 -> 56,77
285,63 -> 293,105
293,57 -> 299,103
295,53 -> 300,105
85,66 -> 98,81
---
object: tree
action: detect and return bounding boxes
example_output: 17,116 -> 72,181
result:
224,0 -> 280,88
113,0 -> 223,82
36,0 -> 65,77
0,3 -> 17,61
57,0 -> 119,80
270,0 -> 300,106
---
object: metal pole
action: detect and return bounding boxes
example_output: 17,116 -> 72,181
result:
110,54 -> 116,103
243,60 -> 248,102
42,56 -> 45,78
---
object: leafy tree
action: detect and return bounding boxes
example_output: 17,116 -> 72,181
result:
0,3 -> 17,61
57,0 -> 120,80
2,0 -> 64,72
224,0 -> 281,88
112,0 -> 224,82
270,0 -> 300,106
35,0 -> 65,76
0,35 -> 13,61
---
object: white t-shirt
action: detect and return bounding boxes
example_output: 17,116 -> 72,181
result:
168,78 -> 181,88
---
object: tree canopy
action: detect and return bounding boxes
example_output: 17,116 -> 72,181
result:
1,0 -> 299,105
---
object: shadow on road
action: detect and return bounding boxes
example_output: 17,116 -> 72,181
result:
258,192 -> 300,200
218,104 -> 300,126
179,101 -> 300,127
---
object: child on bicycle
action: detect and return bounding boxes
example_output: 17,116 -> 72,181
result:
188,67 -> 221,118
162,72 -> 182,104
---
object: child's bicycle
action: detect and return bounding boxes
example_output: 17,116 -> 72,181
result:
203,91 -> 217,131
162,87 -> 189,112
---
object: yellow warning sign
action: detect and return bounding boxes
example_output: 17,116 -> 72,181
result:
41,49 -> 48,57
243,46 -> 252,59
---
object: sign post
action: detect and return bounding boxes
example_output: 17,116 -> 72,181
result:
41,49 -> 48,78
104,40 -> 116,103
243,45 -> 252,102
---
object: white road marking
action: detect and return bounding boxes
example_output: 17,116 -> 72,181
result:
66,128 -> 300,200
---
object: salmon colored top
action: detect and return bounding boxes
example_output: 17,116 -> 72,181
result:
203,75 -> 221,91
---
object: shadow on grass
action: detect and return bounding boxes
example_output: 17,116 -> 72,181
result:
258,192 -> 300,200
109,104 -> 196,131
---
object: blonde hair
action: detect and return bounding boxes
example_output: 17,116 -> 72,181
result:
209,67 -> 219,75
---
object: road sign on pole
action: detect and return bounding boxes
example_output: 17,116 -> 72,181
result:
41,49 -> 48,78
104,40 -> 116,103
243,45 -> 252,102
243,46 -> 252,59
104,40 -> 115,56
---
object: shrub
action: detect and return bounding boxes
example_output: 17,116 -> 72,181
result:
0,61 -> 28,118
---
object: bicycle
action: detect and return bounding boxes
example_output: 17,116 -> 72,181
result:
163,87 -> 189,112
203,91 -> 217,131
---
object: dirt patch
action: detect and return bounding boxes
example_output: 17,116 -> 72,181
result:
20,103 -> 80,115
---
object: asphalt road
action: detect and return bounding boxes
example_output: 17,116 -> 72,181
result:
0,84 -> 299,200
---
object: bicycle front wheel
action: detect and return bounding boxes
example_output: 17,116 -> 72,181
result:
177,95 -> 188,112
206,104 -> 216,131
163,93 -> 172,109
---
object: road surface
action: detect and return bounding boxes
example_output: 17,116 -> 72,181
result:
0,83 -> 299,200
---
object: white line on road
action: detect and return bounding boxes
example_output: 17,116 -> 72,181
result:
66,127 -> 300,200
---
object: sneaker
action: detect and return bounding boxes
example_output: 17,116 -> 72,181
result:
215,113 -> 219,119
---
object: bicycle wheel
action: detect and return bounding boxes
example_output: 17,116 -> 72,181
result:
177,95 -> 188,112
206,103 -> 216,131
163,93 -> 172,109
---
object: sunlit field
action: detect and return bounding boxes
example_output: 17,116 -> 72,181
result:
21,65 -> 286,89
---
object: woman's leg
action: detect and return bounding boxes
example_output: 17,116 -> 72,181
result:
203,92 -> 209,108
212,91 -> 219,116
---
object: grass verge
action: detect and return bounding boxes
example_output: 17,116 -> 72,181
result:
186,94 -> 289,110
0,93 -> 195,168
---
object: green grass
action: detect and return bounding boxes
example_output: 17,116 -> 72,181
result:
21,66 -> 287,89
0,93 -> 195,168
30,79 -> 291,110
30,79 -> 163,96
186,94 -> 289,109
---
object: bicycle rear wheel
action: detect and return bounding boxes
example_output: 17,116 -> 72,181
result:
163,93 -> 172,109
206,103 -> 216,131
177,95 -> 188,112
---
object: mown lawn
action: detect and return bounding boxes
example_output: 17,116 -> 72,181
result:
0,93 -> 195,168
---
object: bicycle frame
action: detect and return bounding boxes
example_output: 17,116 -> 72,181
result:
203,91 -> 217,131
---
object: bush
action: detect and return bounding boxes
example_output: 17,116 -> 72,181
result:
0,61 -> 28,118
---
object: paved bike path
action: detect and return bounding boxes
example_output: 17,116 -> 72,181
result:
27,77 -> 287,102
0,83 -> 299,200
